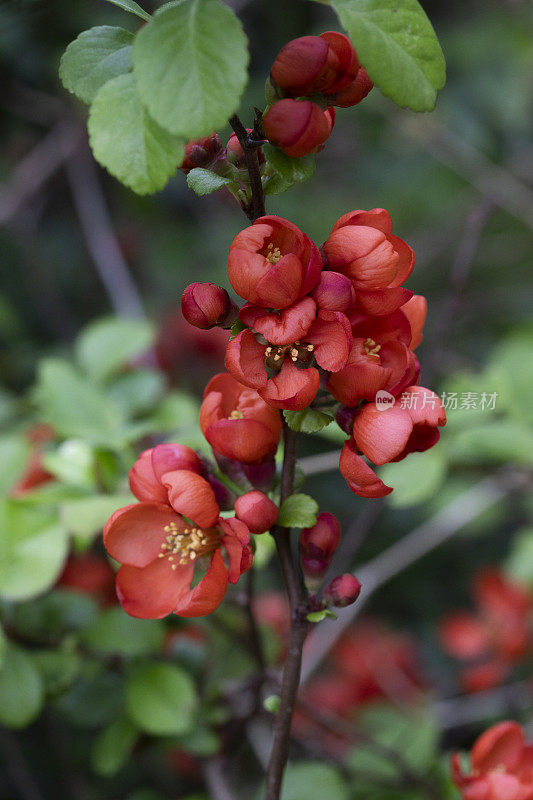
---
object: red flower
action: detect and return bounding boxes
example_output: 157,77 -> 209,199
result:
452,721 -> 533,800
439,568 -> 532,692
263,100 -> 335,158
58,554 -> 117,606
311,271 -> 356,313
225,303 -> 352,410
228,215 -> 322,308
322,209 -> 414,312
339,437 -> 392,499
352,386 -> 446,465
270,31 -> 373,108
104,447 -> 251,619
129,444 -> 203,504
200,372 -> 282,463
327,310 -> 419,406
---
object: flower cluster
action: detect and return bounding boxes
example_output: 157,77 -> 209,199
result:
103,444 -> 252,618
452,721 -> 533,800
184,207 -> 445,499
264,32 -> 373,157
439,567 -> 532,693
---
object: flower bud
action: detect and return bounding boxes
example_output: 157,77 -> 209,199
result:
226,130 -> 265,168
300,512 -> 341,588
181,282 -> 236,330
180,133 -> 224,174
235,490 -> 279,533
325,574 -> 361,608
263,100 -> 334,158
242,457 -> 277,491
311,271 -> 355,313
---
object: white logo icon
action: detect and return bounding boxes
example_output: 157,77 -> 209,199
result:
375,390 -> 395,411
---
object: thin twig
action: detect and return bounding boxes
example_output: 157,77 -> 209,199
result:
202,757 -> 238,800
228,114 -> 266,222
301,470 -> 527,683
64,140 -> 146,319
0,121 -> 81,225
266,423 -> 309,800
396,114 -> 533,231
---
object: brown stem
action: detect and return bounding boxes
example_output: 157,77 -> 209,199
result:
266,423 -> 308,800
228,114 -> 266,222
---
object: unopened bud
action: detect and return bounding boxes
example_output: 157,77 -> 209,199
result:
312,271 -> 355,313
263,99 -> 335,159
181,282 -> 236,330
226,130 -> 265,168
325,574 -> 361,608
180,133 -> 224,174
300,512 -> 341,589
235,490 -> 278,533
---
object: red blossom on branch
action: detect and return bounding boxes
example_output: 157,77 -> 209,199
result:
104,444 -> 251,619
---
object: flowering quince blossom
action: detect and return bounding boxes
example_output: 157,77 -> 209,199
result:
227,215 -> 322,309
322,208 -> 415,315
104,444 -> 252,619
340,387 -> 446,498
439,567 -> 532,693
270,31 -> 373,108
200,372 -> 282,463
452,721 -> 533,800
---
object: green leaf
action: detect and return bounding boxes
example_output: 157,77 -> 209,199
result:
263,145 -> 315,195
277,493 -> 318,528
378,448 -> 447,507
0,500 -> 69,601
82,608 -> 165,657
186,168 -> 236,196
331,0 -> 446,112
92,717 -> 138,776
450,420 -> 533,466
108,369 -> 165,417
0,626 -> 6,668
126,662 -> 197,735
506,528 -> 533,587
35,359 -> 125,446
60,494 -> 133,542
229,319 -> 246,339
105,0 -> 151,21
88,73 -> 185,195
280,762 -> 349,800
76,316 -> 155,383
55,668 -> 125,728
283,408 -> 333,433
132,0 -> 249,138
0,434 -> 30,495
0,644 -> 44,728
59,26 -> 134,104
13,590 -> 99,639
31,649 -> 81,697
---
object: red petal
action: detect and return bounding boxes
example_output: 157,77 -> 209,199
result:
355,288 -> 414,316
116,558 -> 193,619
353,403 -> 413,465
104,502 -> 184,567
220,516 -> 251,583
259,361 -> 319,410
438,612 -> 491,659
239,297 -> 316,345
254,252 -> 305,308
472,721 -> 525,774
205,418 -> 278,463
163,470 -> 219,528
339,438 -> 393,498
307,310 -> 352,372
151,444 -> 202,482
129,449 -> 168,503
401,386 -> 446,426
174,549 -> 229,617
401,294 -> 427,349
331,208 -> 393,235
225,329 -> 268,389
